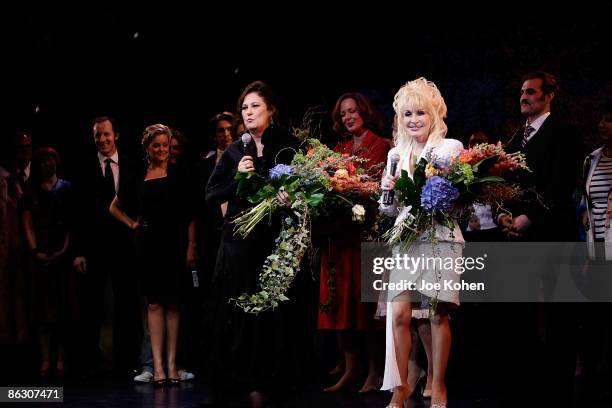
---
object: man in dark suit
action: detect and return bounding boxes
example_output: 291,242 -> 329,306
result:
499,71 -> 581,241
496,72 -> 582,407
197,112 -> 235,279
72,116 -> 141,378
195,112 -> 235,381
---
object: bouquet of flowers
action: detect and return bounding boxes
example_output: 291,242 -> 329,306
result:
230,138 -> 380,314
383,142 -> 529,248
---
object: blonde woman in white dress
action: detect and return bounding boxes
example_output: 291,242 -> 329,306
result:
380,78 -> 464,408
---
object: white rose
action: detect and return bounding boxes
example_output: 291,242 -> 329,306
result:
352,204 -> 366,223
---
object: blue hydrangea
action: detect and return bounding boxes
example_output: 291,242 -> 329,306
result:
420,176 -> 459,213
269,164 -> 294,180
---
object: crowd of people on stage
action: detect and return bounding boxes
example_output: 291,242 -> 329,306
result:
1,71 -> 612,408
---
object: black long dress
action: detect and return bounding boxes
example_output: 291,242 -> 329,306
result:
128,165 -> 195,305
205,125 -> 312,395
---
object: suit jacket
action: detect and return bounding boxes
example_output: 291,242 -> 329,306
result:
71,150 -> 140,260
504,115 -> 582,241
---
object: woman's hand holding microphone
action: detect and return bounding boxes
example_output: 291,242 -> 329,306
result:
238,156 -> 255,173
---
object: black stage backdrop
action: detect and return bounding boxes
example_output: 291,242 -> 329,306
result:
1,5 -> 611,176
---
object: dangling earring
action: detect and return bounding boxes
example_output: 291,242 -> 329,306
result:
269,116 -> 275,127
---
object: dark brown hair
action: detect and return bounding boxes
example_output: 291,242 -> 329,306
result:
521,71 -> 559,97
237,81 -> 280,125
331,92 -> 384,135
31,147 -> 62,183
209,111 -> 237,137
92,116 -> 120,135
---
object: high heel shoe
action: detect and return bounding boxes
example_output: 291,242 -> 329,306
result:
414,371 -> 432,399
385,402 -> 408,408
385,385 -> 411,408
385,399 -> 409,408
167,377 -> 181,386
153,378 -> 167,387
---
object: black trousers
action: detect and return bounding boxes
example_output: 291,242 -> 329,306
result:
77,252 -> 142,373
493,302 -> 578,407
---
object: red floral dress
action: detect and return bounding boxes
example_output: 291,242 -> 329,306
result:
318,131 -> 390,329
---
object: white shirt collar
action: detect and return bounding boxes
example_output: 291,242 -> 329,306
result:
525,111 -> 551,134
23,162 -> 31,180
98,150 -> 119,167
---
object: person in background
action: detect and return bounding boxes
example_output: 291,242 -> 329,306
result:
0,133 -> 32,347
496,71 -> 582,407
71,117 -> 141,377
133,128 -> 196,384
9,131 -> 33,199
22,147 -> 78,377
318,92 -> 389,393
110,124 -> 197,386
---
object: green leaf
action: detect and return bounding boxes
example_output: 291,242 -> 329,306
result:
472,155 -> 499,173
307,193 -> 324,207
236,172 -> 267,200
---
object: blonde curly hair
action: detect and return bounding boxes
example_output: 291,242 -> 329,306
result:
141,124 -> 172,152
393,77 -> 448,155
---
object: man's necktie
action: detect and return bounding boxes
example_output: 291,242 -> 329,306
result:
104,158 -> 116,202
521,125 -> 535,148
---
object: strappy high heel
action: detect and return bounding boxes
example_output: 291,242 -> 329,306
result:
385,385 -> 411,408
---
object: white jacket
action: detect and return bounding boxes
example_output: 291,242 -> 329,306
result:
379,138 -> 465,245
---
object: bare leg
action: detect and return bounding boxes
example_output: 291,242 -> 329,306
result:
56,343 -> 65,375
329,359 -> 345,375
329,333 -> 345,375
417,320 -> 433,397
148,303 -> 166,381
39,332 -> 50,375
165,305 -> 180,380
430,309 -> 451,405
359,330 -> 384,392
324,331 -> 358,391
406,323 -> 421,391
387,301 -> 413,406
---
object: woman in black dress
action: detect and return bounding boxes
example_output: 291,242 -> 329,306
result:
206,81 -> 302,406
110,124 -> 196,385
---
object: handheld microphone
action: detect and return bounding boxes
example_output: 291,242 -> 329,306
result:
381,153 -> 400,205
241,133 -> 252,155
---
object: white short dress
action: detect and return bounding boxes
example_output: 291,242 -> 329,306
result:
380,139 -> 465,391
